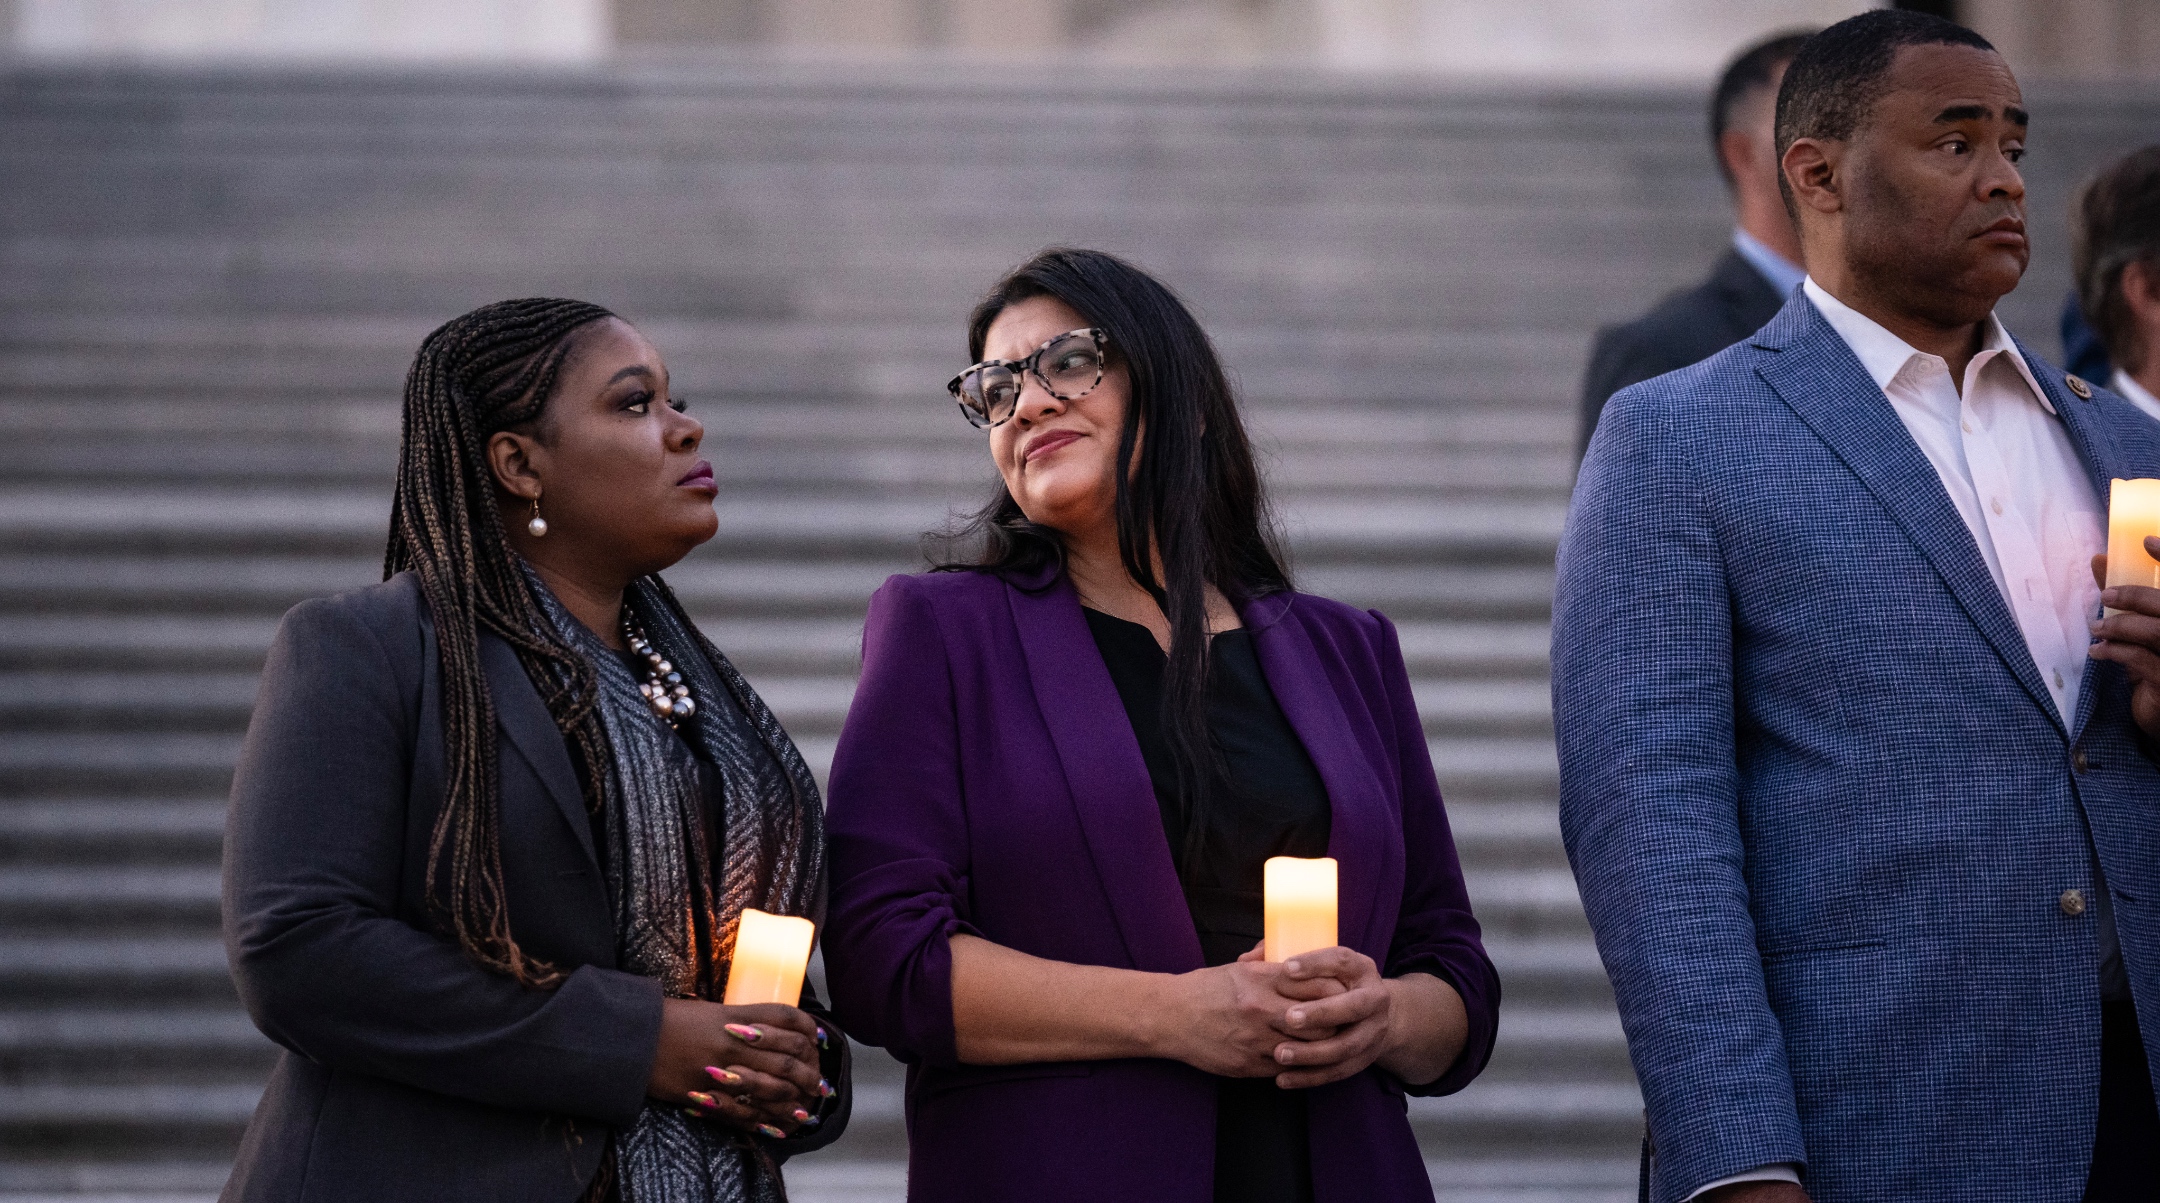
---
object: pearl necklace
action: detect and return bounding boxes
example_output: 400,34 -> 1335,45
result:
622,614 -> 697,726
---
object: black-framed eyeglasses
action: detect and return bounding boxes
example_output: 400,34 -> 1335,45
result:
946,327 -> 1110,430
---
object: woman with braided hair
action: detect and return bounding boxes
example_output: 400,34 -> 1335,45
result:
221,298 -> 849,1202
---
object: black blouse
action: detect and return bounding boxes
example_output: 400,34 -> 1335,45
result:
1082,609 -> 1331,1203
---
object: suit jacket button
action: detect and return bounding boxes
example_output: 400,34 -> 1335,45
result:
2062,889 -> 2088,917
2073,749 -> 2091,773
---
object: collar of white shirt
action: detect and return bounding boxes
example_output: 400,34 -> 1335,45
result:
1802,277 -> 2053,413
2111,369 -> 2160,425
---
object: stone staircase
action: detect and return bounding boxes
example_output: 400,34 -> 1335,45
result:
0,58 -> 2152,1203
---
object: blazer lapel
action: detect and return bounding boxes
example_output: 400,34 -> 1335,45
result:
2025,341 -> 2129,743
1242,595 -> 1393,958
1005,572 -> 1204,974
479,630 -> 600,867
1753,301 -> 2061,729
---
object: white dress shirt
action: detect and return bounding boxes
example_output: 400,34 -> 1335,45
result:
1684,281 -> 2106,1201
2111,369 -> 2160,426
1804,278 -> 2103,725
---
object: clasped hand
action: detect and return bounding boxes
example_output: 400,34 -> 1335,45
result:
2091,541 -> 2160,740
647,999 -> 830,1139
1167,944 -> 1398,1090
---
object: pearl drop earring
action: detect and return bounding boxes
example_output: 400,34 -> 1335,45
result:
527,497 -> 548,538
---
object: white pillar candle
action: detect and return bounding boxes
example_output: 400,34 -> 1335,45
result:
1263,856 -> 1338,963
2107,478 -> 2160,615
721,908 -> 815,1007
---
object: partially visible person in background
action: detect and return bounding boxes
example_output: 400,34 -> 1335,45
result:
2063,291 -> 2114,385
2073,144 -> 2160,423
1578,30 -> 1814,456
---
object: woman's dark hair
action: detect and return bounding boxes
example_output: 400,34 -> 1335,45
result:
383,296 -> 617,988
936,248 -> 1291,872
2075,145 -> 2160,375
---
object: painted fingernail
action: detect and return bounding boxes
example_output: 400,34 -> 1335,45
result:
816,1078 -> 835,1099
816,1027 -> 830,1049
682,1107 -> 704,1119
725,1023 -> 763,1043
757,1123 -> 787,1140
704,1066 -> 742,1085
686,1091 -> 717,1108
801,1114 -> 822,1129
792,1107 -> 812,1123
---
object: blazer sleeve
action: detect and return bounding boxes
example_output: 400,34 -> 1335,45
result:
1368,609 -> 1500,1097
223,593 -> 663,1126
1553,387 -> 1807,1194
821,575 -> 979,1067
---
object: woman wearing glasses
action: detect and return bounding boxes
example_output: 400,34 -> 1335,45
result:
821,249 -> 1499,1202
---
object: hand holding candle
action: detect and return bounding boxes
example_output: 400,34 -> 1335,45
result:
2106,479 -> 2160,615
1263,856 -> 1338,962
722,908 -> 815,1007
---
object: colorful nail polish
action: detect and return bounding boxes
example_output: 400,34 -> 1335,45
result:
816,1079 -> 835,1099
756,1123 -> 787,1140
815,1027 -> 830,1049
801,1114 -> 821,1129
682,1108 -> 703,1120
792,1108 -> 812,1123
686,1091 -> 717,1108
725,1023 -> 763,1043
704,1066 -> 742,1085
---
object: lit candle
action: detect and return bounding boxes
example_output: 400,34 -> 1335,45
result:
721,908 -> 815,1007
2107,478 -> 2160,615
1263,856 -> 1338,963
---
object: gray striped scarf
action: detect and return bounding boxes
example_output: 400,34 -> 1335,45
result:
528,569 -> 825,1203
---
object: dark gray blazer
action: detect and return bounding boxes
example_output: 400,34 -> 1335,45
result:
221,572 -> 845,1203
1578,248 -> 1787,458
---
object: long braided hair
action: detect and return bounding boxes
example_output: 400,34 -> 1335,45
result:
382,297 -> 618,988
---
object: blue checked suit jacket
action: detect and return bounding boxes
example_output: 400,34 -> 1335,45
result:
1554,292 -> 2160,1202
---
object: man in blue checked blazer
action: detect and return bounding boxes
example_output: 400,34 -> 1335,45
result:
1556,12 -> 2160,1203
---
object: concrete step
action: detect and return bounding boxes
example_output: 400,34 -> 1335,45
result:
0,800 -> 226,863
0,555 -> 1561,622
0,937 -> 237,1006
0,670 -> 1554,741
0,318 -> 1590,402
0,796 -> 1568,870
0,615 -> 1549,677
0,488 -> 1567,563
0,730 -> 1555,801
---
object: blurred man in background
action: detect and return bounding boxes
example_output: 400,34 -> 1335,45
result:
1577,30 -> 1814,456
2073,145 -> 2160,424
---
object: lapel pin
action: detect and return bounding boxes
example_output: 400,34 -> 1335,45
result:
2067,373 -> 2094,400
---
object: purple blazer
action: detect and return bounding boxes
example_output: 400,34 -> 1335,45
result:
822,565 -> 1499,1202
